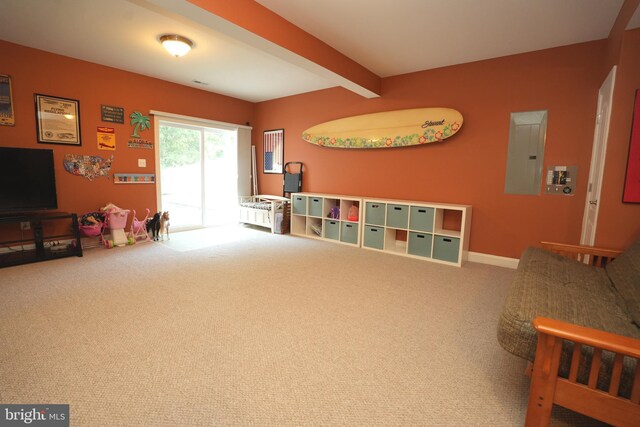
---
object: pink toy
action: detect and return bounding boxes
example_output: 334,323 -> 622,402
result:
101,203 -> 132,248
128,208 -> 151,243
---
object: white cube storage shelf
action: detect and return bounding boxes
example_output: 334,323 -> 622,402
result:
291,193 -> 471,267
290,193 -> 362,247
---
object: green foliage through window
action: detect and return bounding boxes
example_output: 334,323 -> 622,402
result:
160,125 -> 230,168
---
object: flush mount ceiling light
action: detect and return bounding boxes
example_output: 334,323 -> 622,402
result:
160,34 -> 193,57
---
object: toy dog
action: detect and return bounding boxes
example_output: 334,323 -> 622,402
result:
146,212 -> 161,241
159,211 -> 170,240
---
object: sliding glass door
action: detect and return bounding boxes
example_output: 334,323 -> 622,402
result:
158,121 -> 237,230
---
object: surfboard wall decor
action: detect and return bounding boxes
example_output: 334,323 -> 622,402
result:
302,107 -> 463,149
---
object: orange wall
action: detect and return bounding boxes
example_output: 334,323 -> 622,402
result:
3,33 -> 635,259
254,41 -> 607,258
0,40 -> 253,222
597,28 -> 640,248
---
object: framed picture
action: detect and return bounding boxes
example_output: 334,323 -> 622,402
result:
34,94 -> 81,145
263,129 -> 284,174
0,74 -> 15,126
623,90 -> 640,203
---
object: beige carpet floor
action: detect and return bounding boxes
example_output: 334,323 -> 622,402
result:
0,226 -> 606,426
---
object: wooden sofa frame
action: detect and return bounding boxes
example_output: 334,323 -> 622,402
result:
526,242 -> 640,426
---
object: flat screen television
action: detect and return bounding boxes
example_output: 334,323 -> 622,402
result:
0,147 -> 58,214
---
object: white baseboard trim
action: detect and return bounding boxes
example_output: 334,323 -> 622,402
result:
467,251 -> 519,269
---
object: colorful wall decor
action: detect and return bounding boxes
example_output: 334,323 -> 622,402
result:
623,89 -> 640,203
130,111 -> 150,138
302,108 -> 463,149
97,126 -> 116,150
0,74 -> 15,126
114,173 -> 155,184
63,153 -> 113,181
128,111 -> 152,149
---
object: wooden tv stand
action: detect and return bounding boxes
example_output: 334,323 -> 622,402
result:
0,212 -> 83,268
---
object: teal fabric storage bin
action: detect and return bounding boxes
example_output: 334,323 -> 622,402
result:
363,226 -> 384,249
308,197 -> 323,217
340,222 -> 359,245
408,232 -> 433,257
386,204 -> 408,228
409,206 -> 434,232
433,236 -> 460,263
292,195 -> 307,215
324,220 -> 340,240
365,202 -> 386,225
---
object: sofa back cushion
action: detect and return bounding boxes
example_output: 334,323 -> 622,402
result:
606,239 -> 640,326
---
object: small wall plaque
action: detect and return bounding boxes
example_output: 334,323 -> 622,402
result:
101,105 -> 125,124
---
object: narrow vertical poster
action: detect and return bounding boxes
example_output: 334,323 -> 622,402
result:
0,74 -> 15,126
263,129 -> 284,174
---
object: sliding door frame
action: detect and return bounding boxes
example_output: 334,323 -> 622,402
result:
151,111 -> 252,227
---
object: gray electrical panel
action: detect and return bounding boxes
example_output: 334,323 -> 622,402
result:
504,110 -> 548,195
545,165 -> 577,195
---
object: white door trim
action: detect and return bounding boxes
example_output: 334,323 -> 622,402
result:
580,66 -> 617,246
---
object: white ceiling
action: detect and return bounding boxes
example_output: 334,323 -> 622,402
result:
256,0 -> 627,77
0,0 -> 635,102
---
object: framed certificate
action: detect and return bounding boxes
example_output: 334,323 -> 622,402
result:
34,94 -> 81,145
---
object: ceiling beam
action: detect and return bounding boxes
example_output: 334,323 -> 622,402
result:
144,0 -> 381,98
605,0 -> 640,66
610,0 -> 640,36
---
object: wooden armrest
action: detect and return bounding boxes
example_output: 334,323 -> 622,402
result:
533,317 -> 640,359
540,241 -> 622,267
527,317 -> 640,426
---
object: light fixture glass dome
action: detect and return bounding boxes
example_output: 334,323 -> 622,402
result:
160,34 -> 193,57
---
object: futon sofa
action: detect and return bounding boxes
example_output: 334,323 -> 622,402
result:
498,239 -> 640,426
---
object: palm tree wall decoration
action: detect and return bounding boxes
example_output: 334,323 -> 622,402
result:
130,111 -> 150,138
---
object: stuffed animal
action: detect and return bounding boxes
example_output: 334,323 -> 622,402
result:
159,211 -> 170,240
146,212 -> 161,241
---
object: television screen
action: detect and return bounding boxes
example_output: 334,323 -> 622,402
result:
0,147 -> 58,213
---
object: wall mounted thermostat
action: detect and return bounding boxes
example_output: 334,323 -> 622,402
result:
545,165 -> 577,195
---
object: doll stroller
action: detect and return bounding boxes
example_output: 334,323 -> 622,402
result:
128,208 -> 151,243
102,204 -> 133,248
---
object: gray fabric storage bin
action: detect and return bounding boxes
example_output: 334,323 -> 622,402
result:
386,204 -> 408,228
408,232 -> 433,257
340,222 -> 358,244
365,202 -> 386,225
308,197 -> 323,217
409,206 -> 434,232
324,219 -> 340,240
432,236 -> 460,263
292,195 -> 307,215
363,225 -> 384,249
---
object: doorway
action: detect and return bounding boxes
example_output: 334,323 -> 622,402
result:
158,120 -> 238,230
581,66 -> 616,246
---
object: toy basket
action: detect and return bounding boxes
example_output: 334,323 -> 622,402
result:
79,224 -> 102,237
79,212 -> 106,237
